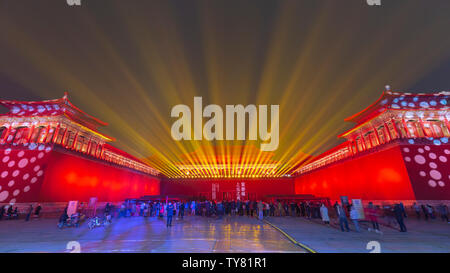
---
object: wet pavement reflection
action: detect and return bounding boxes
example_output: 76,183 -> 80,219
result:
0,216 -> 306,253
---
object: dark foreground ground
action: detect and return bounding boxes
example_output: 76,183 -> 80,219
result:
0,215 -> 448,253
265,216 -> 450,253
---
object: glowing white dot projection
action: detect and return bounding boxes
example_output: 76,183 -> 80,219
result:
414,155 -> 426,165
18,158 -> 28,168
0,191 -> 9,201
428,180 -> 437,187
430,170 -> 442,180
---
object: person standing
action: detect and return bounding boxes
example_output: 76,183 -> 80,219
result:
394,204 -> 407,232
166,202 -> 174,227
367,202 -> 380,232
438,204 -> 449,222
350,206 -> 360,232
305,202 -> 311,219
257,201 -> 264,220
34,204 -> 42,218
399,202 -> 407,218
320,203 -> 330,225
336,204 -> 350,232
0,206 -> 5,220
412,203 -> 421,220
180,202 -> 185,219
421,204 -> 429,220
25,205 -> 33,221
277,201 -> 282,217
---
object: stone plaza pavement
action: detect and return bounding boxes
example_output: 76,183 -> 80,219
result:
0,216 -> 305,253
0,215 -> 448,253
264,216 -> 450,253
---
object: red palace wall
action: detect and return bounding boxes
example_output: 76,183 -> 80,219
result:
0,145 -> 160,204
161,178 -> 295,200
294,143 -> 450,202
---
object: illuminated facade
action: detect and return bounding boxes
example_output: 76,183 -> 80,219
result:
1,90 -> 449,204
294,90 -> 450,203
0,93 -> 160,204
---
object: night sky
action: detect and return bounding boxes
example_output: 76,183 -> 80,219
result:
1,0 -> 450,175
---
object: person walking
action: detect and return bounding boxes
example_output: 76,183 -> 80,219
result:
394,204 -> 407,232
336,204 -> 350,232
166,202 -> 174,227
320,203 -> 330,225
350,205 -> 360,232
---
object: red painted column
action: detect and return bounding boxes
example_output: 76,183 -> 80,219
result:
1,125 -> 11,143
359,132 -> 367,151
372,125 -> 381,145
86,137 -> 92,154
71,131 -> 79,150
52,123 -> 60,143
418,118 -> 428,138
43,125 -> 51,143
390,118 -> 400,138
27,125 -> 35,143
444,118 -> 450,135
402,118 -> 411,138
384,122 -> 392,142
61,127 -> 69,146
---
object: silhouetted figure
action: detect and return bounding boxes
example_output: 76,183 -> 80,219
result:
394,204 -> 407,232
25,205 -> 33,221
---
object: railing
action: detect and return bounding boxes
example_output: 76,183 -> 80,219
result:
102,148 -> 159,176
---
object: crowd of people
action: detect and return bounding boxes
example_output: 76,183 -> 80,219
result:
108,199 -> 449,232
0,204 -> 41,221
